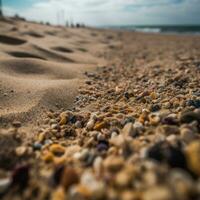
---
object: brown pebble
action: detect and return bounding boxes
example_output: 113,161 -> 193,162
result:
49,144 -> 65,156
143,186 -> 174,200
94,121 -> 109,131
51,186 -> 65,200
186,141 -> 200,176
61,167 -> 79,190
104,156 -> 124,172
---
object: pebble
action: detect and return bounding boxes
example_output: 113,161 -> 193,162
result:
15,146 -> 27,156
180,128 -> 198,143
51,187 -> 65,200
180,111 -> 200,124
61,167 -> 79,190
74,149 -> 89,161
186,141 -> 200,176
97,140 -> 109,151
51,124 -> 58,129
115,170 -> 132,188
162,114 -> 178,125
42,151 -> 54,162
121,116 -> 135,126
147,142 -> 187,169
148,113 -> 160,125
186,99 -> 200,108
69,184 -> 91,199
49,144 -> 65,156
133,121 -> 144,134
111,131 -> 118,138
51,165 -> 65,186
156,125 -> 180,136
93,156 -> 103,176
59,112 -> 68,125
11,164 -> 30,190
150,104 -> 161,112
143,186 -> 174,200
104,156 -> 124,172
122,123 -> 135,137
81,171 -> 105,199
168,169 -> 194,199
33,142 -> 42,150
75,121 -> 82,128
0,178 -> 10,193
120,191 -> 134,200
86,119 -> 95,130
44,139 -> 53,145
38,132 -> 47,143
94,121 -> 109,131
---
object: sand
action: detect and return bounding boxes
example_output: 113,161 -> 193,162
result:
0,17 -> 118,128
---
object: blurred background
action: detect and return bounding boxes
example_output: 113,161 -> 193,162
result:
1,0 -> 200,33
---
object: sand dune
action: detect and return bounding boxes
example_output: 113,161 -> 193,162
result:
0,18 -> 114,128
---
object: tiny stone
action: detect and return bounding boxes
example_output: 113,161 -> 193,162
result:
143,186 -> 174,200
115,171 -> 132,188
150,104 -> 161,112
51,187 -> 65,200
49,144 -> 65,156
180,111 -> 200,124
61,167 -> 79,190
86,119 -> 95,130
104,156 -> 124,172
75,121 -> 82,128
186,141 -> 200,176
122,123 -> 134,137
15,146 -> 27,156
93,157 -> 103,175
156,125 -> 180,136
51,124 -> 58,129
97,140 -> 109,151
0,178 -> 10,193
147,142 -> 187,169
33,142 -> 42,150
12,121 -> 21,128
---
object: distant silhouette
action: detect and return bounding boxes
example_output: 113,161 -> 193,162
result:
0,0 -> 2,16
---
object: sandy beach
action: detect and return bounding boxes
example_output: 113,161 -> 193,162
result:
0,17 -> 113,128
1,17 -> 200,200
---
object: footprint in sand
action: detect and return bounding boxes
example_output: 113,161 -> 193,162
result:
0,34 -> 26,45
7,51 -> 46,60
22,31 -> 44,38
52,46 -> 74,53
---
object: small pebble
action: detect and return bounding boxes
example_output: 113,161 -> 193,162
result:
49,144 -> 65,156
186,141 -> 200,176
61,167 -> 79,190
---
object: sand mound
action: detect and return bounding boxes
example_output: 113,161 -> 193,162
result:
0,18 -> 110,128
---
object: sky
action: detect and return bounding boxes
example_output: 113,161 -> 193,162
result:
2,0 -> 200,26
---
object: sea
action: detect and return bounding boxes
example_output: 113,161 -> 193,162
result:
105,25 -> 200,35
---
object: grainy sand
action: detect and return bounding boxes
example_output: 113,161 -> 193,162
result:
0,18 -> 117,128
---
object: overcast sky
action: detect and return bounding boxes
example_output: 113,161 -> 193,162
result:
3,0 -> 200,26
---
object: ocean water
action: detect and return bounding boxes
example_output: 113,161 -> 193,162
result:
106,25 -> 200,35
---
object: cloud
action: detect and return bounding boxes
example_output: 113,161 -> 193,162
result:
3,0 -> 200,25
